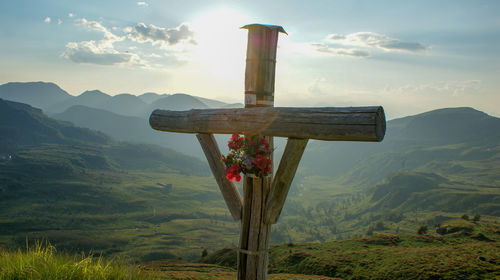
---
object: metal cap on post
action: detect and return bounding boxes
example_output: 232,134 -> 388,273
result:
241,24 -> 287,108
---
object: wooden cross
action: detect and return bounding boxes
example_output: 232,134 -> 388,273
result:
150,24 -> 386,280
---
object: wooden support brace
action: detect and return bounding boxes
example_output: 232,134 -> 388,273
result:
264,138 -> 309,224
196,133 -> 243,220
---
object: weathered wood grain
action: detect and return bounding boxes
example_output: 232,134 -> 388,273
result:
238,176 -> 253,280
264,138 -> 308,224
196,133 -> 242,220
242,24 -> 285,107
257,176 -> 272,280
246,176 -> 263,280
150,106 -> 386,142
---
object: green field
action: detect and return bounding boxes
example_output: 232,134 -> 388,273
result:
201,218 -> 500,280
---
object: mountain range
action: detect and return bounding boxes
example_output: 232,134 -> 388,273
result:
0,81 -> 499,259
0,81 -> 242,118
0,81 -> 242,158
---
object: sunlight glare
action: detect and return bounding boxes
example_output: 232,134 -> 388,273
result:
190,7 -> 252,81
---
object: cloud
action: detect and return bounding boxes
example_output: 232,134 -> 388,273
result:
64,18 -> 135,65
326,32 -> 427,53
309,31 -> 427,58
137,1 -> 148,6
64,18 -> 194,67
57,19 -> 62,25
44,17 -> 51,23
68,13 -> 74,18
62,41 -> 134,65
126,23 -> 196,46
78,18 -> 121,44
312,43 -> 370,58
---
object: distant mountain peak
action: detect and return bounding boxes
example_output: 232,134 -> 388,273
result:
418,107 -> 488,118
0,81 -> 71,110
112,93 -> 142,99
80,89 -> 109,97
138,92 -> 168,104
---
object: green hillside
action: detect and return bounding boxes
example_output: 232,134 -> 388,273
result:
270,107 -> 500,243
300,107 -> 500,179
1,94 -> 499,267
0,99 -> 240,261
52,105 -> 204,159
200,218 -> 500,280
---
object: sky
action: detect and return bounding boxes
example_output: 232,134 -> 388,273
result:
1,0 -> 499,119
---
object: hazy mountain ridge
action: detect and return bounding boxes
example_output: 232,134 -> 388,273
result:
0,82 -> 71,110
47,90 -> 112,113
299,106 -> 500,185
0,82 -> 243,119
0,98 -> 208,175
0,98 -> 110,152
52,105 -> 204,158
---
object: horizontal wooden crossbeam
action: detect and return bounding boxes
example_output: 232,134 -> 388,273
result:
150,106 -> 386,142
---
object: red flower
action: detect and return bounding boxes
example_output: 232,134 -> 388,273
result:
254,137 -> 270,154
228,133 -> 245,150
225,164 -> 241,181
223,134 -> 272,178
253,155 -> 271,175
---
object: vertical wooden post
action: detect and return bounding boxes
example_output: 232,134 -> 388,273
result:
238,24 -> 286,280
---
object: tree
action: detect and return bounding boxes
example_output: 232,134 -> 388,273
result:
201,249 -> 208,258
374,221 -> 386,230
461,214 -> 470,221
417,225 -> 428,235
473,214 -> 481,222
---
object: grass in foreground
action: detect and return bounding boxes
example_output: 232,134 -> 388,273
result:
200,219 -> 500,280
0,242 -> 155,280
142,262 -> 341,280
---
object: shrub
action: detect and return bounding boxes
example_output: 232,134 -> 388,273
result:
417,225 -> 428,235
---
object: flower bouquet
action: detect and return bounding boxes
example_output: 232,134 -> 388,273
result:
221,133 -> 272,182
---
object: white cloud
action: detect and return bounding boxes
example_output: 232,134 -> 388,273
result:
62,41 -> 135,65
326,32 -> 427,53
76,18 -> 124,50
78,18 -> 121,42
312,43 -> 370,58
68,13 -> 74,18
137,1 -> 149,6
310,31 -> 427,58
64,18 -> 194,67
126,23 -> 196,46
57,19 -> 62,25
64,18 -> 134,66
44,17 -> 51,23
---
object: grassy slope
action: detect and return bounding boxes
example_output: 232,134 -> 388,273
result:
2,97 -> 499,267
200,218 -> 500,280
0,99 -> 236,261
0,153 -> 239,261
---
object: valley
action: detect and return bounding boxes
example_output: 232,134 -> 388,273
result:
0,81 -> 499,278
